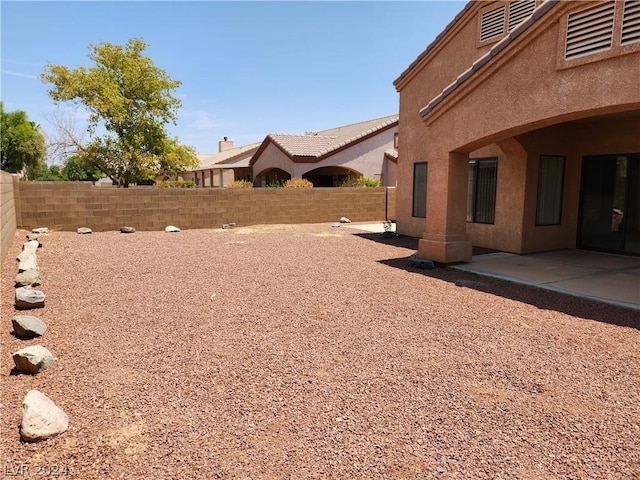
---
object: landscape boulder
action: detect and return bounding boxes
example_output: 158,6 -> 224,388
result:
12,345 -> 54,374
18,250 -> 38,272
23,240 -> 40,252
15,269 -> 42,287
120,226 -> 135,233
408,253 -> 435,269
165,225 -> 180,233
12,315 -> 47,339
77,227 -> 92,234
17,252 -> 38,273
340,217 -> 352,223
15,287 -> 46,309
32,227 -> 49,234
20,390 -> 68,443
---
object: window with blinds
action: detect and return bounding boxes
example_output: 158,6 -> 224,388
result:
467,158 -> 498,224
536,156 -> 565,226
565,1 -> 615,60
621,0 -> 640,45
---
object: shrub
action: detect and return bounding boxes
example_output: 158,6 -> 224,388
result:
358,177 -> 381,187
228,180 -> 253,188
339,175 -> 380,187
284,178 -> 313,188
155,179 -> 196,188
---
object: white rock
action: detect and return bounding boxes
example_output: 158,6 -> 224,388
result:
32,227 -> 49,234
12,315 -> 47,339
77,227 -> 92,234
12,345 -> 54,374
20,390 -> 68,442
17,252 -> 38,272
23,240 -> 40,252
15,269 -> 42,287
339,217 -> 352,223
15,286 -> 46,309
165,225 -> 180,233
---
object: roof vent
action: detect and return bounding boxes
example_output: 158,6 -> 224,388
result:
508,0 -> 536,32
621,0 -> 640,45
480,6 -> 506,42
565,1 -> 615,60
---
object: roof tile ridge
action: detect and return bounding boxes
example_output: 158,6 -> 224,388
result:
315,113 -> 398,135
419,0 -> 560,118
316,118 -> 398,157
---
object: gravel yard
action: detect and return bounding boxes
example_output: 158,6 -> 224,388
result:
1,224 -> 639,479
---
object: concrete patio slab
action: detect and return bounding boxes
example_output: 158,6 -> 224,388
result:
452,250 -> 640,310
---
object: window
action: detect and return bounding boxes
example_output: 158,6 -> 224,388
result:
412,163 -> 427,218
467,158 -> 498,224
536,156 -> 565,226
565,1 -> 615,60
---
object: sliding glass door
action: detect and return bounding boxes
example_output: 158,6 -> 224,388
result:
578,154 -> 639,255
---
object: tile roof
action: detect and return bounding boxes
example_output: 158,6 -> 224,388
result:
193,143 -> 261,170
267,114 -> 398,159
418,0 -> 559,118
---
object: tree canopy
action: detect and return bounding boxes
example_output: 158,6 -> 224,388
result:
0,102 -> 47,176
41,38 -> 198,186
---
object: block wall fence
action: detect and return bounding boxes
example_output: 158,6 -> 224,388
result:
0,172 -> 19,267
1,178 -> 396,265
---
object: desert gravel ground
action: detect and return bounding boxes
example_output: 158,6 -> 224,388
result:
1,224 -> 639,479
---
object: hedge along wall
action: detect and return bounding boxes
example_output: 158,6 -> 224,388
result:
16,182 -> 396,232
1,171 -> 19,268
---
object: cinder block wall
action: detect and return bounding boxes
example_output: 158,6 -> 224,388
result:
17,182 -> 396,232
1,171 -> 18,267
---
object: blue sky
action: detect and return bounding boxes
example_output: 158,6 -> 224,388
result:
1,1 -> 464,157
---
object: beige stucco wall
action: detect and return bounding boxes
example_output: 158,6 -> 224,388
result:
1,171 -> 19,267
252,143 -> 295,179
395,0 -> 640,261
16,182 -> 396,232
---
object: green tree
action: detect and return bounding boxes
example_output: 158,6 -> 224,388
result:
0,102 -> 47,175
61,154 -> 102,182
28,163 -> 65,181
41,38 -> 197,186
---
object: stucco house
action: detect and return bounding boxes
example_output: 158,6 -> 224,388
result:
183,138 -> 260,187
394,0 -> 639,264
250,115 -> 399,187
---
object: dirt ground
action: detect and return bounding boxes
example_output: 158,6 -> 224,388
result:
1,224 -> 638,479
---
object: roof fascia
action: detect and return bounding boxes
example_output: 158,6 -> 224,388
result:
249,136 -> 295,167
315,120 -> 398,162
394,0 -> 476,91
419,0 -> 560,121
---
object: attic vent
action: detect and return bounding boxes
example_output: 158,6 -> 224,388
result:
480,6 -> 506,42
565,1 -> 615,60
621,0 -> 640,45
508,0 -> 536,31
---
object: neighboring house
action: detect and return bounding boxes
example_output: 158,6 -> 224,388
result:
394,0 -> 640,263
250,115 -> 399,187
182,138 -> 260,187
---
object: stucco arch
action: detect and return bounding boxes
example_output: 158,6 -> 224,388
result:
253,168 -> 292,187
302,166 -> 364,187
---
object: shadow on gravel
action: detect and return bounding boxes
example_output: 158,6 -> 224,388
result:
355,234 -> 639,330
